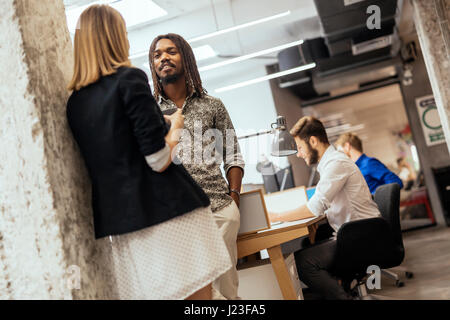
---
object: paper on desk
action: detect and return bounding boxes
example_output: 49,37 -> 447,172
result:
263,187 -> 308,213
261,216 -> 318,232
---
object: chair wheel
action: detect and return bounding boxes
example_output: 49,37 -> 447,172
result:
405,272 -> 414,279
395,280 -> 404,287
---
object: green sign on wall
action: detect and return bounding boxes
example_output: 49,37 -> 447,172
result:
415,95 -> 445,146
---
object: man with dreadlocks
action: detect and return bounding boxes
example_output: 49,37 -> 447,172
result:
149,33 -> 245,300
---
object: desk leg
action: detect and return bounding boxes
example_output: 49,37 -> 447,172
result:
267,245 -> 298,300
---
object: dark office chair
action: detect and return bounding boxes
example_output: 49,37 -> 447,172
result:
331,183 -> 406,299
378,182 -> 414,287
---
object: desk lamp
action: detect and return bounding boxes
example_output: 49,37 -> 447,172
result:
238,116 -> 297,157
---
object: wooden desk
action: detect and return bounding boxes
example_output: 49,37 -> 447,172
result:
237,215 -> 326,300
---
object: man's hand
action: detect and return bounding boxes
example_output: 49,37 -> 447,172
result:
229,191 -> 240,208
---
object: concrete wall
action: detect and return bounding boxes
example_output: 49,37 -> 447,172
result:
0,0 -> 117,299
398,33 -> 450,226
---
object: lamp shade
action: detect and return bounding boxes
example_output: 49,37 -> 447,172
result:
270,116 -> 297,157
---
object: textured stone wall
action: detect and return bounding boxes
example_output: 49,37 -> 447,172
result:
0,0 -> 117,299
412,0 -> 450,153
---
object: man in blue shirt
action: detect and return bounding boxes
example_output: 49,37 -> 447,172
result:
335,133 -> 403,194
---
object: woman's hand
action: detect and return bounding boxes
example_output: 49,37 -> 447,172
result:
164,108 -> 184,131
164,109 -> 184,148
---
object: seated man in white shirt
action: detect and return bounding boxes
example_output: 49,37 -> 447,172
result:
269,116 -> 381,300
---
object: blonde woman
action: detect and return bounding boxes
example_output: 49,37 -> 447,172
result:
66,5 -> 232,300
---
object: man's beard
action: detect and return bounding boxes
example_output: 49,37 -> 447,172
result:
159,62 -> 183,85
161,72 -> 182,85
306,141 -> 319,166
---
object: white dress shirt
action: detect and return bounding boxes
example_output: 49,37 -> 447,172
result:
307,145 -> 380,233
145,143 -> 171,172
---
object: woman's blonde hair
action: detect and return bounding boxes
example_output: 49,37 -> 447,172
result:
68,5 -> 131,91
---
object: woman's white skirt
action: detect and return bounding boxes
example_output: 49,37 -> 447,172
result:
107,205 -> 232,300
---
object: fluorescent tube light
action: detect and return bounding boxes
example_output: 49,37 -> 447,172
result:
215,63 -> 316,93
279,77 -> 311,88
199,40 -> 304,72
66,0 -> 167,34
188,11 -> 291,43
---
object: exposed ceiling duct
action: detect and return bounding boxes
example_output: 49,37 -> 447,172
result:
275,0 -> 403,104
312,58 -> 399,96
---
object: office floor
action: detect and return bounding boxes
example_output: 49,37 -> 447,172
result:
368,225 -> 450,299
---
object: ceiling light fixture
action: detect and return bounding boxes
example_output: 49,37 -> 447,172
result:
214,63 -> 316,93
188,11 -> 291,43
65,0 -> 167,34
199,40 -> 304,72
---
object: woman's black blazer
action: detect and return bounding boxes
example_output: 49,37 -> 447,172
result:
67,67 -> 210,239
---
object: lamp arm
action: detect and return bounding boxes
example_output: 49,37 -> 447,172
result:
237,129 -> 273,140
